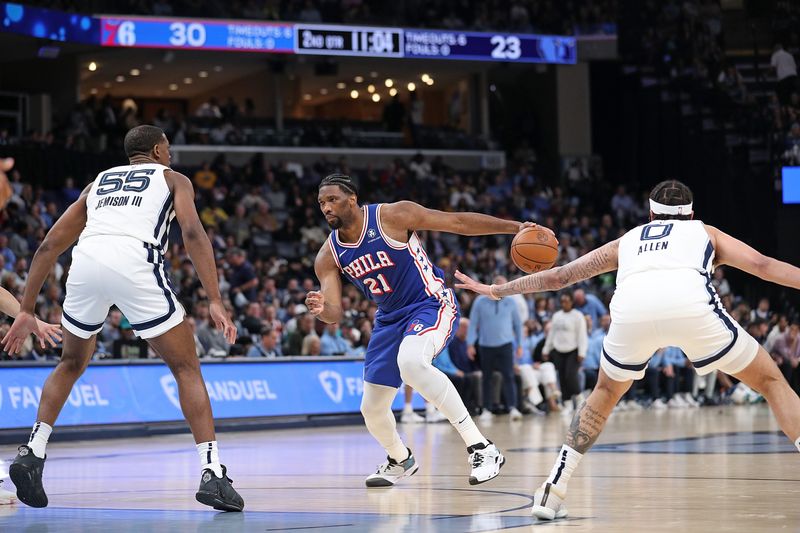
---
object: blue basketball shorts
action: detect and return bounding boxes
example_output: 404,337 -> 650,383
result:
363,290 -> 460,388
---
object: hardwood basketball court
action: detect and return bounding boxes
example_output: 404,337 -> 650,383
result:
1,404 -> 797,532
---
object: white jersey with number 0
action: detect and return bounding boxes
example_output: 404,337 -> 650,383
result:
611,219 -> 715,322
78,163 -> 174,250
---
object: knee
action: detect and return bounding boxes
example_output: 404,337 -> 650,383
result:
58,356 -> 86,377
169,357 -> 201,380
360,398 -> 377,419
595,375 -> 628,399
396,337 -> 434,382
755,371 -> 786,396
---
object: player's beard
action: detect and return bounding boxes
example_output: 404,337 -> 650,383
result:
326,216 -> 343,229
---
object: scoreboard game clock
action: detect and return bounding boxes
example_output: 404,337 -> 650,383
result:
82,13 -> 577,64
294,24 -> 403,58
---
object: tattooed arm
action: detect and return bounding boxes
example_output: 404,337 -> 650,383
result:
454,239 -> 620,299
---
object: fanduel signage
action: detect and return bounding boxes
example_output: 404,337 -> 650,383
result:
0,360 -> 418,429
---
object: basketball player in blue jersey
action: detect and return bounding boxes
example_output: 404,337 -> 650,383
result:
307,173 -> 545,486
455,180 -> 800,520
2,126 -> 244,512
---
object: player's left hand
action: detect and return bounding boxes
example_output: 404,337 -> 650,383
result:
518,221 -> 556,236
2,311 -> 40,355
454,270 -> 498,300
34,319 -> 62,349
209,300 -> 237,343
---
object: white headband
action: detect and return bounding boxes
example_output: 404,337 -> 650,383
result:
649,199 -> 692,215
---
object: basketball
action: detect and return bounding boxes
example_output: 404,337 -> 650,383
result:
510,227 -> 559,273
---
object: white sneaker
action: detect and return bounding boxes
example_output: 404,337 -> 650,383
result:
426,410 -> 448,423
524,399 -> 546,416
682,393 -> 700,408
365,449 -> 419,487
668,396 -> 687,409
532,482 -> 569,520
626,400 -> 644,411
651,398 -> 668,410
479,409 -> 494,422
467,442 -> 505,485
0,480 -> 16,505
615,400 -> 629,411
560,402 -> 574,417
509,407 -> 523,421
400,410 -> 426,424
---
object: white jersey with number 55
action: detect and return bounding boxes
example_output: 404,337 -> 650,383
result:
78,163 -> 175,251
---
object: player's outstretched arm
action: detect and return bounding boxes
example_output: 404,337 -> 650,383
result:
0,287 -> 61,349
455,240 -> 620,299
307,243 -> 344,324
381,200 -> 542,236
169,171 -> 236,342
708,225 -> 800,290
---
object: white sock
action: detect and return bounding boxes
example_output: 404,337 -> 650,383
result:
795,436 -> 800,453
196,441 -> 223,478
403,403 -> 414,414
545,444 -> 583,491
454,415 -> 489,448
27,421 -> 52,459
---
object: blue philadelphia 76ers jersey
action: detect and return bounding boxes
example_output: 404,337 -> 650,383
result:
328,204 -> 451,314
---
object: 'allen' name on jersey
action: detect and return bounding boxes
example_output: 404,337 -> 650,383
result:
342,251 -> 396,279
637,240 -> 669,255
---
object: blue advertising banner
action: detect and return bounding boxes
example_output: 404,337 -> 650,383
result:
0,360 -> 421,429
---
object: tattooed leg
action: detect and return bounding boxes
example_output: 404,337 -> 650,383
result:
541,370 -> 632,494
565,374 -> 629,453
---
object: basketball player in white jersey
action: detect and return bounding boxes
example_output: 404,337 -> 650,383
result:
2,126 -> 244,512
455,180 -> 800,520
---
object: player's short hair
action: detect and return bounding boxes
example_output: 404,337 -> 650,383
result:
123,125 -> 165,158
319,173 -> 358,197
649,179 -> 694,220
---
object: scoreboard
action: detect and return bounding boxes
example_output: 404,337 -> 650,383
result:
0,4 -> 577,65
98,16 -> 576,64
100,17 -> 295,53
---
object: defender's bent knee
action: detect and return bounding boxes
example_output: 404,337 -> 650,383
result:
397,336 -> 436,383
58,356 -> 88,377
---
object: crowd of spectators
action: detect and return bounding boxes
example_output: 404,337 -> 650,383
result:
0,140 -> 795,413
30,0 -> 617,35
3,93 -> 486,156
771,44 -> 800,165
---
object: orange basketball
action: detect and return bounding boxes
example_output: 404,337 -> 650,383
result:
510,227 -> 559,274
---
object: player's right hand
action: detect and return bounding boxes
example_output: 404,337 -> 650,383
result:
209,300 -> 237,344
518,221 -> 556,237
305,291 -> 325,316
34,319 -> 62,349
2,310 -> 40,355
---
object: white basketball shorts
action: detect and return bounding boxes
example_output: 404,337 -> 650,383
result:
601,304 -> 759,383
62,235 -> 185,339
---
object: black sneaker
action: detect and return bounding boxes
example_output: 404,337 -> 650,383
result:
9,445 -> 48,508
195,465 -> 244,512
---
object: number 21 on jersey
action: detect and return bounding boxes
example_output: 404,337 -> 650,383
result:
364,274 -> 393,295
